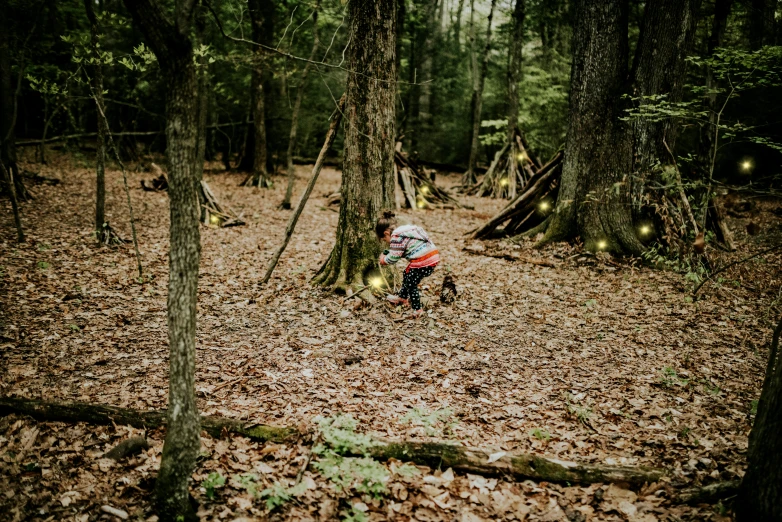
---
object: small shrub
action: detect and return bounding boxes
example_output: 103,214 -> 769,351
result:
201,472 -> 225,500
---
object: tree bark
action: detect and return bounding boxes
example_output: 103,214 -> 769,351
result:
241,0 -> 273,188
84,0 -> 107,238
747,0 -> 778,49
0,159 -> 23,242
0,13 -> 27,203
121,1 -> 202,520
313,0 -> 397,294
629,0 -> 700,220
542,0 -> 643,255
282,2 -> 320,210
0,396 -> 664,486
463,0 -> 497,186
736,317 -> 782,521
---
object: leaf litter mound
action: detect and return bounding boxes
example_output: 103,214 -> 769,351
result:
0,152 -> 781,521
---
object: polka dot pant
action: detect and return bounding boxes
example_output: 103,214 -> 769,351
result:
398,265 -> 436,310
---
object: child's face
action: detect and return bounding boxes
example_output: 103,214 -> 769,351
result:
382,228 -> 392,244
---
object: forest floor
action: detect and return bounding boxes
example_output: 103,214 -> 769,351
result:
1,152 -> 781,522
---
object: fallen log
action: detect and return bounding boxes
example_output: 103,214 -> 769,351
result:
1,396 -> 663,486
0,397 -> 297,443
103,436 -> 150,461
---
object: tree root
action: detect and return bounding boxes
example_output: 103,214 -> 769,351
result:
1,397 -> 664,486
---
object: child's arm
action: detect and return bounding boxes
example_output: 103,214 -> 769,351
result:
380,236 -> 407,265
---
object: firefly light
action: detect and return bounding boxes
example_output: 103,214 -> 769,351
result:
517,152 -> 527,162
741,160 -> 752,171
370,277 -> 383,288
417,200 -> 426,209
209,214 -> 220,226
420,185 -> 429,194
640,225 -> 651,235
597,240 -> 607,250
539,201 -> 550,211
500,178 -> 509,186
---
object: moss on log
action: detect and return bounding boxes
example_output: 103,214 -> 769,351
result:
0,397 -> 664,486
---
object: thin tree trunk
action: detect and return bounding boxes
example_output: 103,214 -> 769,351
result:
282,2 -> 320,210
463,0 -> 497,186
313,0 -> 397,294
629,0 -> 700,219
748,0 -> 778,49
736,317 -> 782,520
542,0 -> 643,255
0,159 -> 23,242
263,95 -> 345,284
0,14 -> 28,203
453,0 -> 465,47
84,0 -> 107,238
122,1 -> 202,520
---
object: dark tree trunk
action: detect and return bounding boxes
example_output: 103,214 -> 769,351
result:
122,1 -> 202,520
313,0 -> 397,293
453,0 -> 465,47
0,13 -> 27,203
698,0 -> 733,180
506,0 -> 525,181
464,0 -> 497,185
736,317 -> 782,521
542,0 -> 643,255
84,0 -> 107,238
629,0 -> 700,218
748,0 -> 778,49
242,0 -> 273,188
282,2 -> 320,210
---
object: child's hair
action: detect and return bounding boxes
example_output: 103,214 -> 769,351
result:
375,211 -> 398,239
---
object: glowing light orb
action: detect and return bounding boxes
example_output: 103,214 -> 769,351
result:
500,178 -> 509,186
517,153 -> 527,162
420,185 -> 429,194
417,200 -> 426,209
640,225 -> 651,235
370,277 -> 383,288
741,160 -> 752,171
597,240 -> 608,250
539,201 -> 550,211
209,214 -> 220,226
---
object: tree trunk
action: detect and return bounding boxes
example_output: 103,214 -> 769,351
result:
122,2 -> 202,520
699,0 -> 733,173
0,159 -> 23,242
282,2 -> 320,210
747,0 -> 778,49
84,0 -> 107,238
242,0 -> 273,188
313,0 -> 397,294
463,0 -> 496,186
629,0 -> 700,219
0,14 -> 27,203
542,0 -> 643,255
736,317 -> 782,521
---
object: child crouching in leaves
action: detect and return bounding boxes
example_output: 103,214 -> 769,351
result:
376,211 -> 440,318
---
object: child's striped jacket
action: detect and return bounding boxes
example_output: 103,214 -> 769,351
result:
379,225 -> 440,271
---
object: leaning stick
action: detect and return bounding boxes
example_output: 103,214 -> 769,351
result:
260,94 -> 346,285
693,243 -> 782,297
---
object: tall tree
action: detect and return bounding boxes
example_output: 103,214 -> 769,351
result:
241,0 -> 273,187
629,0 -> 701,217
282,2 -> 320,210
747,0 -> 778,49
736,317 -> 782,521
463,0 -> 497,186
84,0 -> 107,239
0,5 -> 28,204
541,0 -> 643,254
313,0 -> 397,293
121,0 -> 202,519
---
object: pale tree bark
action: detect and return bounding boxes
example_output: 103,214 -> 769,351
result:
241,0 -> 273,187
313,0 -> 397,293
84,0 -> 107,237
542,0 -> 643,255
736,317 -> 782,521
122,1 -> 202,520
282,1 -> 320,210
629,0 -> 701,217
463,0 -> 497,186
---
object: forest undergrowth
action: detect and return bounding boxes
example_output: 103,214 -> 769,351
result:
1,153 -> 781,521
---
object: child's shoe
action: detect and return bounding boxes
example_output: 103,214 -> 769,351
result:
386,295 -> 409,306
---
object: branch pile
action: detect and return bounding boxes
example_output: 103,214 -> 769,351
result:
471,151 -> 563,239
394,142 -> 459,210
199,181 -> 245,227
470,128 -> 542,199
